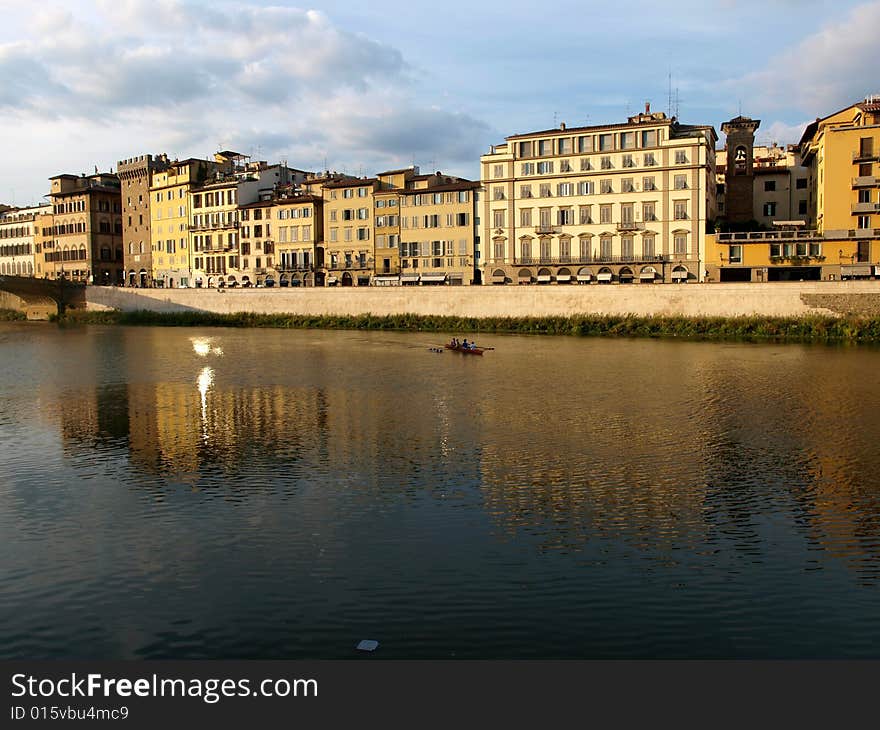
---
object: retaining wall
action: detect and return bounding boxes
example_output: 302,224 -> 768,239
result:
81,281 -> 880,319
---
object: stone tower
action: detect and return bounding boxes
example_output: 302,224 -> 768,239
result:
721,116 -> 760,224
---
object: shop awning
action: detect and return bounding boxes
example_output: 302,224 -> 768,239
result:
619,272 -> 634,279
491,274 -> 506,283
327,276 -> 338,283
556,274 -> 571,282
374,275 -> 399,282
537,274 -> 552,282
421,273 -> 447,282
400,273 -> 420,282
671,271 -> 688,280
597,272 -> 613,281
639,271 -> 656,280
576,274 -> 591,281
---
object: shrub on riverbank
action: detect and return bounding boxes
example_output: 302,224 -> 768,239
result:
0,309 -> 26,321
55,308 -> 880,343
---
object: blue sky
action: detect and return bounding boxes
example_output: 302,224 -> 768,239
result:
0,0 -> 877,203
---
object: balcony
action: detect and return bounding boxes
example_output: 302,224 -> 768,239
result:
853,150 -> 878,162
852,202 -> 880,214
718,230 -> 821,242
616,221 -> 646,232
852,176 -> 878,187
514,254 -> 670,266
188,221 -> 239,231
535,225 -> 555,234
276,264 -> 314,273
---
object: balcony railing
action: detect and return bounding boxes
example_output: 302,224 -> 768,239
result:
513,254 -> 671,266
276,264 -> 314,273
616,221 -> 646,231
188,221 -> 239,231
852,202 -> 880,214
535,225 -> 555,234
718,230 -> 821,242
852,176 -> 878,187
853,150 -> 877,162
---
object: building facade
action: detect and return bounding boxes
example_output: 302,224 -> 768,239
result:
118,154 -> 169,287
47,173 -> 123,284
320,177 -> 377,286
272,190 -> 322,287
480,106 -> 717,285
0,204 -> 50,277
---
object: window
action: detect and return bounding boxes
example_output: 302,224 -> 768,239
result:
809,242 -> 821,257
729,245 -> 742,264
538,139 -> 553,156
620,132 -> 635,150
600,180 -> 613,194
674,174 -> 688,190
457,191 -> 469,203
580,158 -> 592,171
539,184 -> 551,198
578,181 -> 594,195
675,150 -> 687,164
642,236 -> 655,258
641,130 -> 657,148
858,215 -> 871,229
520,185 -> 533,199
621,236 -> 633,259
643,176 -> 656,191
577,136 -> 592,153
560,159 -> 572,172
558,183 -> 573,196
537,161 -> 554,175
620,203 -> 634,225
579,238 -> 591,260
358,188 -> 368,197
601,156 -> 612,170
357,208 -> 368,220
793,178 -> 806,191
558,209 -> 574,225
674,235 -> 687,254
559,238 -> 570,260
764,180 -> 776,192
518,141 -> 533,158
494,164 -> 504,178
622,154 -> 634,168
599,205 -> 612,224
763,202 -> 777,217
494,187 -> 505,200
642,202 -> 655,221
598,134 -> 613,151
579,206 -> 592,224
770,243 -> 782,257
558,138 -> 571,154
493,210 -> 505,228
621,178 -> 634,193
521,209 -> 532,226
674,201 -> 688,220
521,162 -> 535,176
798,200 -> 808,215
600,236 -> 612,259
493,241 -> 505,259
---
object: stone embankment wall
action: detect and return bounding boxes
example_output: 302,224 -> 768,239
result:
84,281 -> 880,319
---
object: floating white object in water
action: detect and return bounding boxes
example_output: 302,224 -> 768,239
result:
356,640 -> 379,652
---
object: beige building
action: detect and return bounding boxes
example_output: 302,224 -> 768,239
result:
480,105 -> 717,284
398,173 -> 480,285
0,204 -> 50,277
47,173 -> 123,284
272,190 -> 322,287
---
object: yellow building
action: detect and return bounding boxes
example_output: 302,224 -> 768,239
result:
33,209 -> 54,279
708,96 -> 880,282
0,204 -> 50,277
398,173 -> 480,285
320,177 -> 377,286
372,168 -> 414,285
148,157 -> 228,288
480,105 -> 717,285
272,190 -> 322,287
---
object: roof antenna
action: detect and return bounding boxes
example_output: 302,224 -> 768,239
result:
553,111 -> 558,127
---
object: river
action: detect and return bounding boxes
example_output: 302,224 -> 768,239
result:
1,323 -> 879,658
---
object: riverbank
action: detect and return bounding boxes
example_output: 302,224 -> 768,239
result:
56,309 -> 880,343
0,308 -> 26,321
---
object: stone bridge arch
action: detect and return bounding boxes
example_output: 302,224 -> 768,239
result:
0,275 -> 85,320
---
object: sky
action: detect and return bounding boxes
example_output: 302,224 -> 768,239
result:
1,0 -> 878,204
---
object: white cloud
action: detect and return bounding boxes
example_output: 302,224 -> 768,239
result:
0,1 -> 491,201
730,1 -> 880,115
755,120 -> 811,148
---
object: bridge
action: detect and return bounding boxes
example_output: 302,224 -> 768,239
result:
0,275 -> 86,320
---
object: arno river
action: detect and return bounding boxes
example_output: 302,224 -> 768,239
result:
2,323 -> 880,659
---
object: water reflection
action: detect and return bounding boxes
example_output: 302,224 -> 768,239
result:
3,325 -> 880,658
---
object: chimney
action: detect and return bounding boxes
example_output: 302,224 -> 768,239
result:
560,122 -> 566,130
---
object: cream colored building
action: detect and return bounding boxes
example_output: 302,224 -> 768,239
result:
320,177 -> 377,286
0,204 -> 50,277
480,105 -> 717,284
272,190 -> 322,287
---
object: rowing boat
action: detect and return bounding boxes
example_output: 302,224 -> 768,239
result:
444,344 -> 484,356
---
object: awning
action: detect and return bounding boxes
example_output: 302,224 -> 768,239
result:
639,272 -> 656,280
327,276 -> 338,283
556,274 -> 571,282
421,273 -> 447,282
619,272 -> 634,279
537,274 -> 552,282
597,272 -> 613,281
842,265 -> 873,276
491,274 -> 506,283
400,273 -> 420,282
374,275 -> 399,282
671,271 -> 688,280
875,266 -> 880,276
576,274 -> 591,281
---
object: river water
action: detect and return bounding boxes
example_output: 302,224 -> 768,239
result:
1,323 -> 880,659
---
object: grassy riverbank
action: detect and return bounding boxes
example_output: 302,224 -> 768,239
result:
54,308 -> 880,342
0,309 -> 26,321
